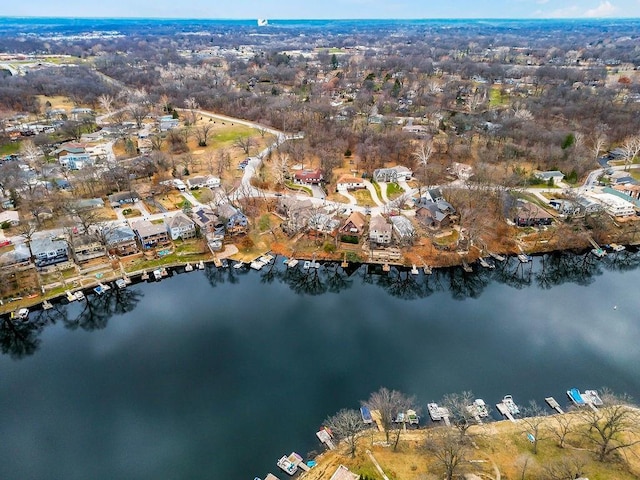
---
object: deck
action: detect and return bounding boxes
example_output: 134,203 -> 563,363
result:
545,396 -> 564,414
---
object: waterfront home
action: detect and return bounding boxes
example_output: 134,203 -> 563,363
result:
217,203 -> 248,235
307,212 -> 340,236
373,165 -> 412,183
132,220 -> 171,250
108,191 -> 140,207
612,183 -> 640,201
415,200 -> 454,231
166,212 -> 197,240
604,186 -> 640,208
422,187 -> 445,203
336,175 -> 366,191
447,162 -> 473,181
339,211 -> 367,239
369,215 -> 393,246
105,225 -> 139,256
549,199 -> 581,217
31,236 -> 69,267
71,233 -> 107,264
0,210 -> 20,226
193,206 -> 225,236
513,201 -> 554,227
294,168 -> 323,186
390,215 -> 416,245
587,192 -> 636,217
575,195 -> 602,215
277,197 -> 314,235
0,243 -> 30,268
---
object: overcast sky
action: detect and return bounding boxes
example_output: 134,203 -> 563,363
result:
2,0 -> 640,19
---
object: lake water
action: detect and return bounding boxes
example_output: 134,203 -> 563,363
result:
1,251 -> 639,480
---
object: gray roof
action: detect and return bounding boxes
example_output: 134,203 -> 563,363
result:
167,212 -> 195,229
105,225 -> 136,244
31,236 -> 68,255
389,215 -> 415,237
131,220 -> 167,238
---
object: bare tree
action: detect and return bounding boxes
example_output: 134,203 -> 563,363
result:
365,387 -> 414,450
184,97 -> 199,125
580,393 -> 640,462
413,139 -> 434,194
549,411 -> 575,448
620,136 -> 640,172
520,400 -> 548,454
324,408 -> 364,458
424,428 -> 470,480
194,122 -> 214,147
16,222 -> 39,262
273,152 -> 290,186
542,454 -> 587,480
234,135 -> 255,155
128,103 -> 149,129
441,391 -> 477,438
97,94 -> 114,118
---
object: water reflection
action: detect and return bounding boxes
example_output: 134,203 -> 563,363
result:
2,249 -> 639,359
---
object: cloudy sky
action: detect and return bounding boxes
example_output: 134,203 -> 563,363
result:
2,0 -> 640,19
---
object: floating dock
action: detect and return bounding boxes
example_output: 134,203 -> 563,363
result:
316,428 -> 335,450
42,300 -> 53,310
213,257 -> 222,268
65,291 -> 76,302
489,252 -> 506,262
410,264 -> 419,275
286,258 -> 299,268
479,257 -> 495,269
184,263 -> 194,272
545,396 -> 564,414
427,403 -> 451,426
495,402 -> 516,422
462,260 -> 473,273
517,254 -> 531,263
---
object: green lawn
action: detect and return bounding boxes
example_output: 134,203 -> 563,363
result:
386,182 -> 405,200
352,189 -> 376,207
489,86 -> 510,108
0,142 -> 20,156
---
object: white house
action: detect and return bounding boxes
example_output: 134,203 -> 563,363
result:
186,176 -> 221,190
0,210 -> 19,226
588,192 -> 636,217
336,175 -> 366,191
166,212 -> 197,240
369,215 -> 392,245
373,165 -> 412,183
59,152 -> 92,170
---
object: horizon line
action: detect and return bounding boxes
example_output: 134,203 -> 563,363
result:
1,15 -> 640,21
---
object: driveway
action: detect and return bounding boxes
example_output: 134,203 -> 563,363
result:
363,180 -> 384,207
336,189 -> 357,205
310,185 -> 326,199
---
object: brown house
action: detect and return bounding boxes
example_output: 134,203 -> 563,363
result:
294,169 -> 323,185
339,211 -> 367,239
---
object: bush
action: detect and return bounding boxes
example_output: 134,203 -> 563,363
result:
323,241 -> 336,253
340,234 -> 359,244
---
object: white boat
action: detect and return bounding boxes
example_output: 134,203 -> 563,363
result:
115,278 -> 127,289
517,254 -> 531,263
427,402 -> 443,421
184,263 -> 194,272
591,248 -> 606,258
153,269 -> 163,281
198,260 -> 205,270
250,260 -> 265,270
472,398 -> 489,417
74,290 -> 86,301
233,261 -> 244,269
66,291 -> 76,302
259,254 -> 274,264
610,243 -> 625,252
276,455 -> 297,476
410,264 -> 419,275
12,308 -> 29,320
257,18 -> 268,26
287,258 -> 299,268
303,260 -> 311,270
503,395 -> 520,415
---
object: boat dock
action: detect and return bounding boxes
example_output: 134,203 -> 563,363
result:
212,256 -> 222,268
316,428 -> 335,450
489,252 -> 506,262
462,260 -> 473,273
341,254 -> 349,268
517,253 -> 531,263
42,300 -> 53,310
410,264 -> 419,275
286,258 -> 299,268
427,403 -> 451,426
495,402 -> 516,422
65,291 -> 76,302
479,257 -> 495,269
545,396 -> 564,414
360,405 -> 373,424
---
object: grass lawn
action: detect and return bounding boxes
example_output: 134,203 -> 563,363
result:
386,182 -> 405,200
489,86 -> 510,107
352,189 -> 376,207
0,142 -> 20,156
285,181 -> 312,196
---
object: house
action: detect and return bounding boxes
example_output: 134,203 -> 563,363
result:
575,195 -> 603,215
71,198 -> 105,211
373,165 -> 412,183
587,192 -> 636,217
416,201 -> 454,230
336,175 -> 366,191
158,115 -> 179,131
186,176 -> 221,190
71,233 -> 107,264
54,142 -> 88,158
294,169 -> 324,185
277,197 -> 314,235
339,211 -> 367,239
59,152 -> 92,170
308,212 -> 340,235
108,191 -> 140,207
612,183 -> 640,201
369,215 -> 393,245
389,215 -> 416,244
422,187 -> 445,203
193,206 -> 225,236
105,225 -> 139,256
0,197 -> 15,209
402,124 -> 430,136
217,203 -> 248,235
534,170 -> 565,185
166,212 -> 197,240
549,199 -> 581,216
0,243 -> 30,267
131,220 -> 171,250
0,210 -> 20,226
31,236 -> 69,267
328,465 -> 360,480
513,201 -> 554,227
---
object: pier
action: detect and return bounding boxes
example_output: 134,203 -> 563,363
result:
495,402 -> 516,422
545,396 -> 564,414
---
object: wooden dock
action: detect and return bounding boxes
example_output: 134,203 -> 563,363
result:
316,428 -> 336,450
545,396 -> 564,414
341,253 -> 349,268
462,260 -> 473,273
410,264 -> 419,275
479,257 -> 495,269
213,256 -> 222,268
489,252 -> 506,262
495,402 -> 516,422
382,263 -> 390,272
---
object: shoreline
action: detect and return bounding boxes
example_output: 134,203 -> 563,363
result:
2,242 -> 634,316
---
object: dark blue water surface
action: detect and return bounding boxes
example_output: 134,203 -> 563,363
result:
1,252 -> 639,479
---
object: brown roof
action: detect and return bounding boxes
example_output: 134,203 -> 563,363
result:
341,211 -> 366,232
294,169 -> 323,182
